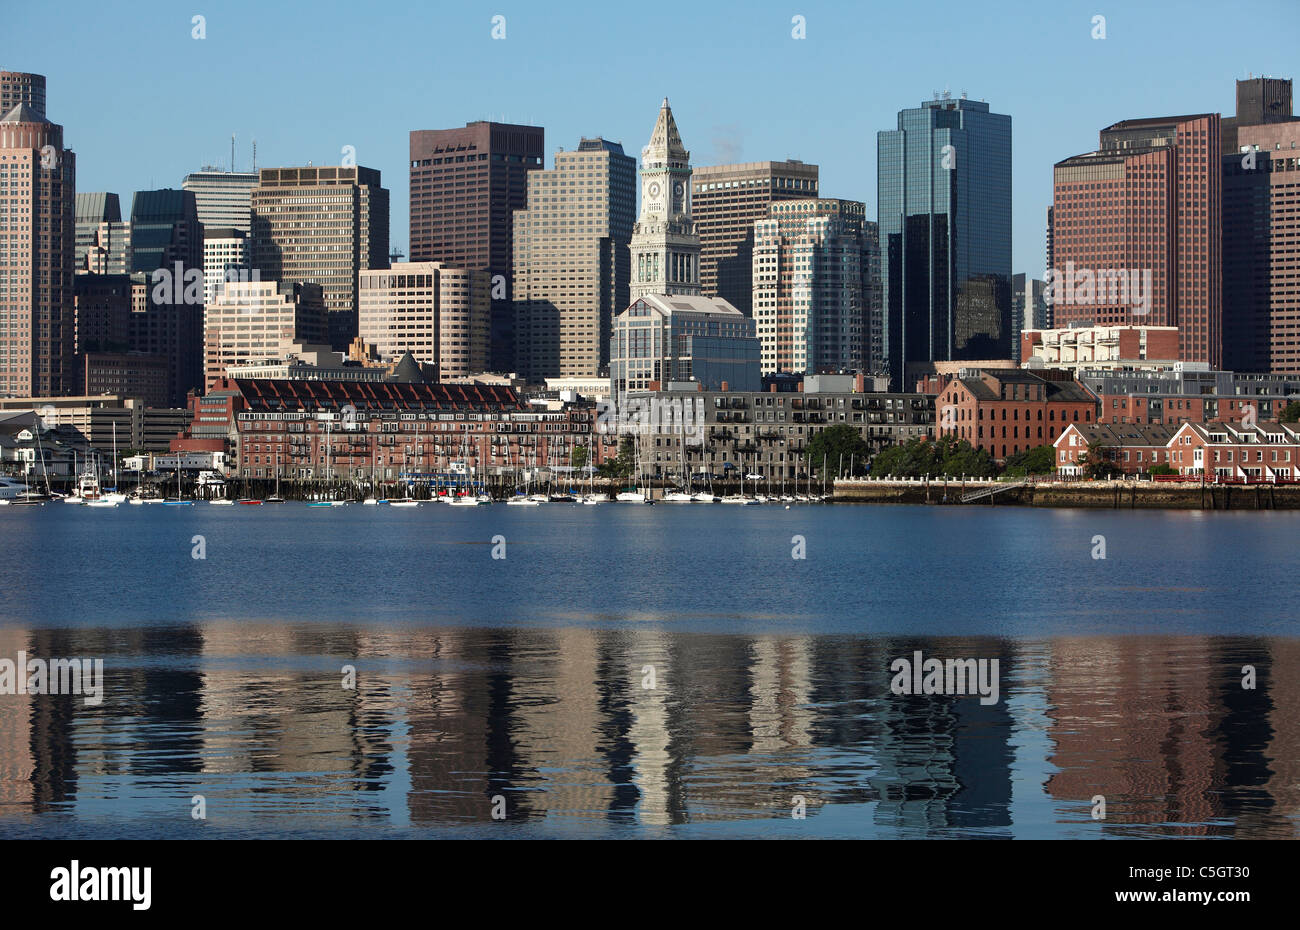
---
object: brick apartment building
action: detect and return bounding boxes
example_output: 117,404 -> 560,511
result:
1055,420 -> 1300,479
933,368 -> 1097,462
192,377 -> 605,481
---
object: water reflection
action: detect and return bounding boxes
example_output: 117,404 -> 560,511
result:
0,626 -> 1295,838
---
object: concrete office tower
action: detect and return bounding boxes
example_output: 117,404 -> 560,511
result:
692,160 -> 819,316
1222,76 -> 1297,155
0,71 -> 45,119
752,198 -> 872,375
202,227 -> 249,307
183,167 -> 258,234
629,99 -> 701,302
1053,114 -> 1222,368
204,281 -> 327,387
512,137 -> 636,381
250,165 -> 390,351
1224,122 -> 1300,373
358,262 -> 490,382
409,121 -> 544,372
878,93 -> 1013,390
0,80 -> 76,397
1010,275 -> 1048,363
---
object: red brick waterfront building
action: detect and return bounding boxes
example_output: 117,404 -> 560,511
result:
1055,420 -> 1300,479
186,377 -> 605,480
933,368 -> 1097,462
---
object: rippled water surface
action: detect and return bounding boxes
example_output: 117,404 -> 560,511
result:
0,503 -> 1296,838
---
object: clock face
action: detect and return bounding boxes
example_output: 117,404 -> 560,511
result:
674,182 -> 684,197
648,182 -> 661,198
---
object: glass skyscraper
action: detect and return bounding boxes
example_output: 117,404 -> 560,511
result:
877,94 -> 1011,389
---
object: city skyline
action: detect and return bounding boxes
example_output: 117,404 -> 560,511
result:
7,0 -> 1296,278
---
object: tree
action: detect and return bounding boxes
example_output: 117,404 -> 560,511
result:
570,444 -> 589,471
1003,444 -> 1056,477
806,425 -> 870,478
867,435 -> 995,478
1147,463 -> 1177,476
1282,401 -> 1300,423
596,436 -> 636,479
1080,441 -> 1122,480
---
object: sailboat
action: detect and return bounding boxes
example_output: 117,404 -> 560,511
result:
389,444 -> 419,506
616,433 -> 651,502
98,425 -> 127,504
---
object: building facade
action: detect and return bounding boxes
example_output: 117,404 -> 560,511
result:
358,262 -> 490,382
1223,121 -> 1300,374
1052,114 -> 1222,368
752,198 -> 873,375
933,368 -> 1097,462
878,94 -> 1013,390
409,121 -> 544,372
692,159 -> 819,315
1056,419 -> 1300,481
182,167 -> 258,234
1222,76 -> 1297,155
1020,324 -> 1182,373
202,227 -> 250,307
610,294 -> 760,396
512,137 -> 636,381
0,78 -> 76,397
250,165 -> 390,350
603,385 -> 933,481
207,377 -> 602,481
203,281 -> 327,387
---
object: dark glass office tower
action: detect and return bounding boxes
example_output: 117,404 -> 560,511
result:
877,94 -> 1012,390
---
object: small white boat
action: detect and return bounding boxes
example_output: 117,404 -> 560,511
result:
506,496 -> 540,506
721,495 -> 759,505
662,492 -> 694,503
209,499 -> 235,506
448,495 -> 481,506
84,499 -> 119,508
615,490 -> 648,502
388,499 -> 420,508
580,494 -> 605,505
362,497 -> 378,506
692,492 -> 719,503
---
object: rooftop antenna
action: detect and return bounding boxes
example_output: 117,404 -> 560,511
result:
252,139 -> 257,173
231,133 -> 235,173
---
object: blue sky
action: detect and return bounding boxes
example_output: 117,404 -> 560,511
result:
8,0 -> 1297,274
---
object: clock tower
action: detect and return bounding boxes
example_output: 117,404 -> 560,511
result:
629,98 -> 701,300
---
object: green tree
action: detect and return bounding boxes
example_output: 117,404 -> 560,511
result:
570,444 -> 589,471
595,436 -> 636,479
1003,444 -> 1056,477
806,425 -> 871,478
1281,401 -> 1300,423
1147,463 -> 1177,476
1080,441 -> 1122,480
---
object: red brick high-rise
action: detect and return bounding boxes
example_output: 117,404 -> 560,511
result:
0,72 -> 76,397
409,122 -> 543,372
1052,114 -> 1222,368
